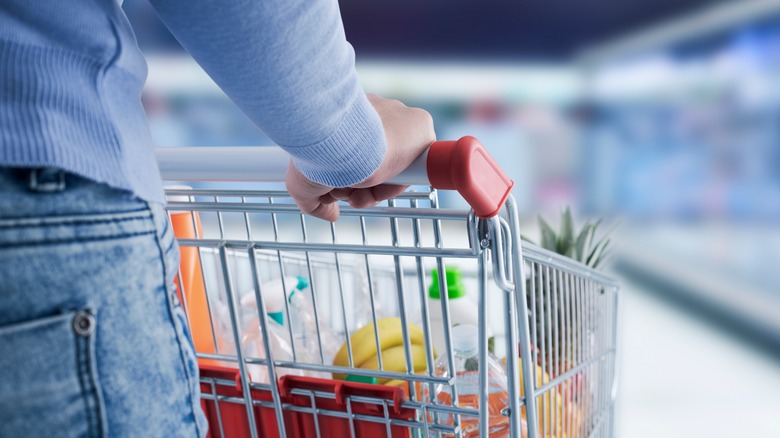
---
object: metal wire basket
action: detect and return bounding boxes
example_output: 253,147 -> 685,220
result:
157,137 -> 620,438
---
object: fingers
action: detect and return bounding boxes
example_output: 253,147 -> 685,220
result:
330,187 -> 354,200
285,93 -> 434,221
308,202 -> 340,222
371,184 -> 409,203
284,160 -> 409,221
347,184 -> 409,209
319,193 -> 339,205
285,161 -> 340,222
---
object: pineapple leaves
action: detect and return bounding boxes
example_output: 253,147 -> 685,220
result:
583,219 -> 601,261
531,211 -> 613,269
558,207 -> 575,257
593,243 -> 612,268
538,216 -> 557,251
587,237 -> 611,268
574,223 -> 591,262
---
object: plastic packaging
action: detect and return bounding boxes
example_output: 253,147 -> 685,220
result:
422,324 -> 511,438
241,276 -> 340,378
241,315 -> 300,383
200,277 -> 308,383
350,254 -> 388,330
425,267 -> 489,354
240,276 -> 308,326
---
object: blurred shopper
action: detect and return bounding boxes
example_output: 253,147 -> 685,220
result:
0,0 -> 433,436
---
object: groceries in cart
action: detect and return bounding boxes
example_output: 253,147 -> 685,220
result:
239,305 -> 299,383
501,355 -> 564,438
205,272 -> 341,383
169,202 -> 218,362
240,276 -> 340,379
422,266 -> 486,354
331,317 -> 431,386
160,137 -> 620,437
422,324 -> 515,438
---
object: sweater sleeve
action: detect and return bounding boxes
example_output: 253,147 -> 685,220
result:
147,0 -> 386,188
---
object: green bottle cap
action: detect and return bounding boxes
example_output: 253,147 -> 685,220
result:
345,374 -> 378,385
429,266 -> 466,299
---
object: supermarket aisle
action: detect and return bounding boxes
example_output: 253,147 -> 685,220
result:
616,280 -> 780,437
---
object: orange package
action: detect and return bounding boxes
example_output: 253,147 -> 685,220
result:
170,209 -> 218,365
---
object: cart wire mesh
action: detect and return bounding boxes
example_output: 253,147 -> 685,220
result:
164,186 -> 619,438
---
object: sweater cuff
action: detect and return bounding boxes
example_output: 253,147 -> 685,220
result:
286,94 -> 386,188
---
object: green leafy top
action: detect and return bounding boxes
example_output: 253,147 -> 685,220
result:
527,207 -> 615,269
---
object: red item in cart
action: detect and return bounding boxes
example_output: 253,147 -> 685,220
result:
198,365 -> 415,438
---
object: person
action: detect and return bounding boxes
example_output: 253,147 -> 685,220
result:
0,0 -> 435,436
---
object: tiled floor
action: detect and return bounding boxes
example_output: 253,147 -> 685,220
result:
616,280 -> 780,437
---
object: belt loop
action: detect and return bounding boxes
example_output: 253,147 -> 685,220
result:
29,168 -> 66,193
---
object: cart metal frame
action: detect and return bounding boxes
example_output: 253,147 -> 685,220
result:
159,138 -> 620,438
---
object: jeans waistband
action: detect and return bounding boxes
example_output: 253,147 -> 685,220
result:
0,167 -> 67,193
0,167 -> 160,221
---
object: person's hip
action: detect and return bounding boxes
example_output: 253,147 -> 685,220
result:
0,167 -> 207,437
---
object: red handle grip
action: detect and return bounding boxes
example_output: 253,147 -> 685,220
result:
427,136 -> 514,218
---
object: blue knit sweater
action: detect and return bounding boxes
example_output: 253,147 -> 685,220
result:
0,0 -> 386,202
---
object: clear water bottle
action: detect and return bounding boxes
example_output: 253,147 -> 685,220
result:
421,324 -> 510,437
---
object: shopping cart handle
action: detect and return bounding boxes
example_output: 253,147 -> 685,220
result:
426,136 -> 514,218
156,136 -> 513,218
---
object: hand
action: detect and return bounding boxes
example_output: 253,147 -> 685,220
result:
285,94 -> 436,221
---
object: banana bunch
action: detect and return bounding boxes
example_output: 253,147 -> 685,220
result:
519,359 -> 565,438
332,317 -> 432,384
502,357 -> 566,438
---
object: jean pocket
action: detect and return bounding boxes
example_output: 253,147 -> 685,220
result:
0,310 -> 105,437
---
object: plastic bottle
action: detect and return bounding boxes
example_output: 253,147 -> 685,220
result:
422,324 -> 510,438
240,276 -> 309,326
426,267 -> 489,354
240,276 -> 340,378
240,316 -> 299,383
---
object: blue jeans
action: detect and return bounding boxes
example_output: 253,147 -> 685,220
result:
0,168 -> 207,437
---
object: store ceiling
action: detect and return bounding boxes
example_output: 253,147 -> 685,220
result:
339,0 -> 727,60
125,0 -> 729,60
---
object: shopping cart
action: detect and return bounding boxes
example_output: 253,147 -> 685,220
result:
156,136 -> 620,438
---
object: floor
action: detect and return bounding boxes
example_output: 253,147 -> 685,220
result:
616,280 -> 780,437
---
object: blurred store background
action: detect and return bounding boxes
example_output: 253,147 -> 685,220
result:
125,0 -> 780,436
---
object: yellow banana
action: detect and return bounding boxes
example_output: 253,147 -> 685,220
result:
381,379 -> 412,399
383,379 -> 407,387
332,317 -> 426,379
383,377 -> 428,401
358,344 -> 428,384
516,359 -> 563,438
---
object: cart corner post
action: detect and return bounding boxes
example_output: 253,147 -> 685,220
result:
506,194 -> 540,438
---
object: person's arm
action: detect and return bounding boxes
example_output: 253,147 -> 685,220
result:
148,0 -> 435,221
148,0 -> 385,188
